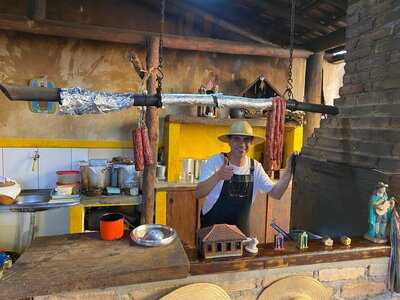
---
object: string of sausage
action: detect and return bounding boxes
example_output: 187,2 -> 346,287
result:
133,109 -> 154,171
264,97 -> 286,176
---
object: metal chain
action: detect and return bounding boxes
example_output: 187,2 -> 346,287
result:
156,0 -> 166,96
284,0 -> 296,100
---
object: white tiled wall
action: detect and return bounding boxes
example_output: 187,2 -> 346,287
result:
88,148 -> 134,160
1,148 -> 129,189
39,148 -> 71,189
3,148 -> 39,189
71,148 -> 89,170
0,147 -> 131,238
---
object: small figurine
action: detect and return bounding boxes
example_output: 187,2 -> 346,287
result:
245,237 -> 259,254
364,182 -> 396,243
340,236 -> 352,246
322,237 -> 333,247
274,233 -> 285,250
297,231 -> 308,250
0,252 -> 12,279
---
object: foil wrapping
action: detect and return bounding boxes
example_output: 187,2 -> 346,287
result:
59,87 -> 274,115
59,87 -> 136,115
162,94 -> 274,110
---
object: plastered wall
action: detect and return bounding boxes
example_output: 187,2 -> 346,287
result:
0,30 -> 306,141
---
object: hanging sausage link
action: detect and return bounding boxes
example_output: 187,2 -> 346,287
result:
264,97 -> 286,177
133,127 -> 144,171
141,125 -> 155,166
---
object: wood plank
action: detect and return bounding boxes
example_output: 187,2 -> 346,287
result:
0,233 -> 189,299
141,0 -> 279,46
166,115 -> 298,129
306,27 -> 346,51
0,14 -> 313,58
248,0 -> 331,34
167,190 -> 198,247
80,195 -> 142,207
185,238 -> 390,275
266,183 -> 292,243
249,192 -> 267,243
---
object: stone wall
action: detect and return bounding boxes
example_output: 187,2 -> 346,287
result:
292,0 -> 400,239
34,258 -> 396,300
301,0 -> 400,171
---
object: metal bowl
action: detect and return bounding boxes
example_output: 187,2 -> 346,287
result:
130,224 -> 177,247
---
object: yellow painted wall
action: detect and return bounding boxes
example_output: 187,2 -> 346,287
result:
165,120 -> 303,181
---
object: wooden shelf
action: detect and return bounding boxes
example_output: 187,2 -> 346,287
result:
167,115 -> 298,128
185,238 -> 390,275
167,115 -> 268,127
80,195 -> 141,207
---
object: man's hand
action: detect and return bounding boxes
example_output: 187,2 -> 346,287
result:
285,151 -> 299,174
217,159 -> 234,180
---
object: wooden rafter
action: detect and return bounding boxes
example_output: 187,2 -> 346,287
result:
306,27 -> 345,51
247,0 -> 331,34
0,13 -> 312,58
139,0 -> 279,46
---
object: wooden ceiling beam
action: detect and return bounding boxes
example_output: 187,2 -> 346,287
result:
144,0 -> 279,47
0,14 -> 312,58
306,27 -> 345,51
298,0 -> 322,13
248,0 -> 331,34
323,0 -> 348,12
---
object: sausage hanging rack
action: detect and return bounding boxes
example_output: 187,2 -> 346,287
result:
0,83 -> 338,115
0,0 -> 338,116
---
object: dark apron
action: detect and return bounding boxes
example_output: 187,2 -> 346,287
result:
201,155 -> 254,235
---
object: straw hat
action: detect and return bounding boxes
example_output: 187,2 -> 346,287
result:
160,283 -> 231,300
218,121 -> 264,145
376,182 -> 389,188
258,276 -> 330,300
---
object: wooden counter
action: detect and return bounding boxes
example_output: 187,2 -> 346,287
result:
0,233 -> 189,300
185,238 -> 390,275
0,234 -> 390,299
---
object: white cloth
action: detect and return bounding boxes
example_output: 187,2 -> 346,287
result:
199,153 -> 274,214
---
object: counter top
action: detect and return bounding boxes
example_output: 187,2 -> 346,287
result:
80,194 -> 141,207
0,233 -> 189,300
185,238 -> 390,275
155,181 -> 197,191
0,233 -> 390,299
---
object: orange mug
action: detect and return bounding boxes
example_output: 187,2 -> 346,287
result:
100,213 -> 124,241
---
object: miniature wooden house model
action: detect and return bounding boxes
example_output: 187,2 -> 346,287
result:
239,74 -> 282,99
197,224 -> 247,259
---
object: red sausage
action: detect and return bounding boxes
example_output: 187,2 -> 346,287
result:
141,125 -> 155,166
133,128 -> 144,171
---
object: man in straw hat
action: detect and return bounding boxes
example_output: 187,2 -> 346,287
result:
195,120 -> 295,235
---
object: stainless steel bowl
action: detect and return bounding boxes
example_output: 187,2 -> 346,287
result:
130,224 -> 177,247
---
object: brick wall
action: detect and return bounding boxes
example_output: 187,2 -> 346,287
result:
292,0 -> 400,250
301,0 -> 400,171
34,258 -> 397,300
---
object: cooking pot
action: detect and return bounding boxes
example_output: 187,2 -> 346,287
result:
88,166 -> 110,189
100,213 -> 124,241
229,108 -> 247,119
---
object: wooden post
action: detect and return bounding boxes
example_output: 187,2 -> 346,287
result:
30,0 -> 47,21
141,36 -> 160,224
303,52 -> 324,144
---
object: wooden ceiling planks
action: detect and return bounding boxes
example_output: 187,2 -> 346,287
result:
0,0 -> 347,53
